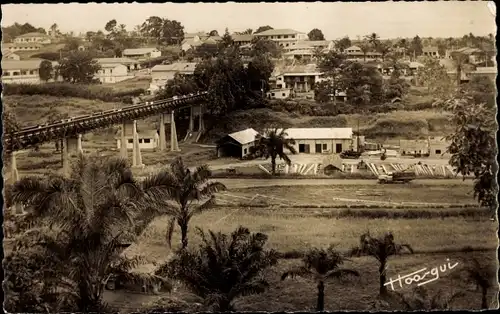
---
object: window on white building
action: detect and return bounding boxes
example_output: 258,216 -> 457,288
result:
128,139 -> 133,143
144,139 -> 151,143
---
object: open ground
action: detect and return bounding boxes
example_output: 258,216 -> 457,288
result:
99,179 -> 497,312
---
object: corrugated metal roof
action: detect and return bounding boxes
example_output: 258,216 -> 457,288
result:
232,34 -> 254,42
4,42 -> 43,48
16,32 -> 49,38
284,49 -> 314,56
123,48 -> 159,55
255,29 -> 304,36
151,62 -> 197,73
275,128 -> 353,140
1,59 -> 44,70
96,57 -> 138,65
228,128 -> 259,145
474,67 -> 497,74
278,64 -> 321,75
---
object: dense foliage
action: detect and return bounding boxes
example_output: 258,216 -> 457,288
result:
3,82 -> 145,103
253,128 -> 297,175
156,226 -> 279,311
58,51 -> 101,84
5,156 -> 174,312
282,246 -> 359,311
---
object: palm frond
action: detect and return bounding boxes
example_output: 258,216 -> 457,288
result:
199,181 -> 227,198
281,266 -> 312,280
325,268 -> 360,280
187,196 -> 217,220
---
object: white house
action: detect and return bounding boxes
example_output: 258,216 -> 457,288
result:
216,128 -> 260,159
95,63 -> 133,84
272,64 -> 323,93
3,42 -> 43,52
272,128 -> 354,154
95,57 -> 141,72
149,62 -> 197,94
254,29 -> 307,49
285,40 -> 335,53
116,130 -> 159,150
181,36 -> 203,51
232,34 -> 255,46
123,48 -> 161,60
2,59 -> 59,84
344,45 -> 381,61
266,88 -> 292,99
14,32 -> 52,44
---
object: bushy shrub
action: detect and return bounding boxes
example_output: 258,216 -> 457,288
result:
3,83 -> 145,103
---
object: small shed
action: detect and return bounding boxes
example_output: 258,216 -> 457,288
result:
216,128 -> 259,159
322,154 -> 343,175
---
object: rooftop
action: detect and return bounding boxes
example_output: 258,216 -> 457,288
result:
95,57 -> 139,65
1,59 -> 47,70
16,32 -> 50,38
232,34 -> 255,42
224,128 -> 259,145
472,67 -> 497,74
276,64 -> 322,76
295,40 -> 333,49
254,28 -> 305,36
151,62 -> 197,73
284,49 -> 315,56
271,128 -> 353,140
3,42 -> 43,48
123,48 -> 159,55
423,46 -> 439,52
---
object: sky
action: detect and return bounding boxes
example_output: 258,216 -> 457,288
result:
2,2 -> 497,39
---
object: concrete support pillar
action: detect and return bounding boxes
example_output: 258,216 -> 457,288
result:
120,122 -> 127,159
170,111 -> 180,152
198,105 -> 205,132
132,120 -> 143,167
77,134 -> 83,155
188,106 -> 194,132
10,151 -> 19,183
159,114 -> 166,151
62,137 -> 70,177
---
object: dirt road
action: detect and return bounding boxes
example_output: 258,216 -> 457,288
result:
215,178 -> 472,189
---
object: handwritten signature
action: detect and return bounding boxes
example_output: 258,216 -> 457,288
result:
384,259 -> 459,291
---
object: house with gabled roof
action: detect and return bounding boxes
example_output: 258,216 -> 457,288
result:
123,47 -> 161,60
216,128 -> 260,158
2,59 -> 60,84
254,28 -> 307,49
149,62 -> 197,94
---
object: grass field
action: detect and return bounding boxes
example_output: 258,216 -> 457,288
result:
118,193 -> 497,311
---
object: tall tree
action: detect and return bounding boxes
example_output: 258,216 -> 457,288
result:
415,57 -> 453,98
349,232 -> 413,296
318,51 -> 347,105
335,36 -> 352,52
255,25 -> 273,34
242,28 -> 253,35
340,61 -> 385,107
282,246 -> 359,311
141,16 -> 164,41
408,35 -> 423,59
254,128 -> 297,175
365,32 -> 380,50
377,41 -> 392,61
58,51 -> 101,84
7,156 -> 173,312
221,28 -> 233,48
159,157 -> 226,250
358,41 -> 371,62
308,28 -> 325,41
104,19 -> 118,35
49,23 -> 59,35
156,227 -> 278,311
251,38 -> 281,58
442,90 -> 497,216
162,19 -> 185,45
38,60 -> 53,82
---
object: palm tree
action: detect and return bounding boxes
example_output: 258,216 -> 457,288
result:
156,226 -> 279,312
456,258 -> 496,309
450,51 -> 469,86
282,246 -> 359,311
158,157 -> 226,250
365,33 -> 380,50
8,155 -> 172,312
254,128 -> 297,175
348,231 -> 413,296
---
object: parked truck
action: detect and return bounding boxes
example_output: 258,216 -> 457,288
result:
340,150 -> 362,159
378,170 -> 416,184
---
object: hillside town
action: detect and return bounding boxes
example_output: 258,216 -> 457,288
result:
2,2 -> 498,313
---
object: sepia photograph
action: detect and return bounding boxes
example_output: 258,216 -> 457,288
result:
2,1 -> 498,312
